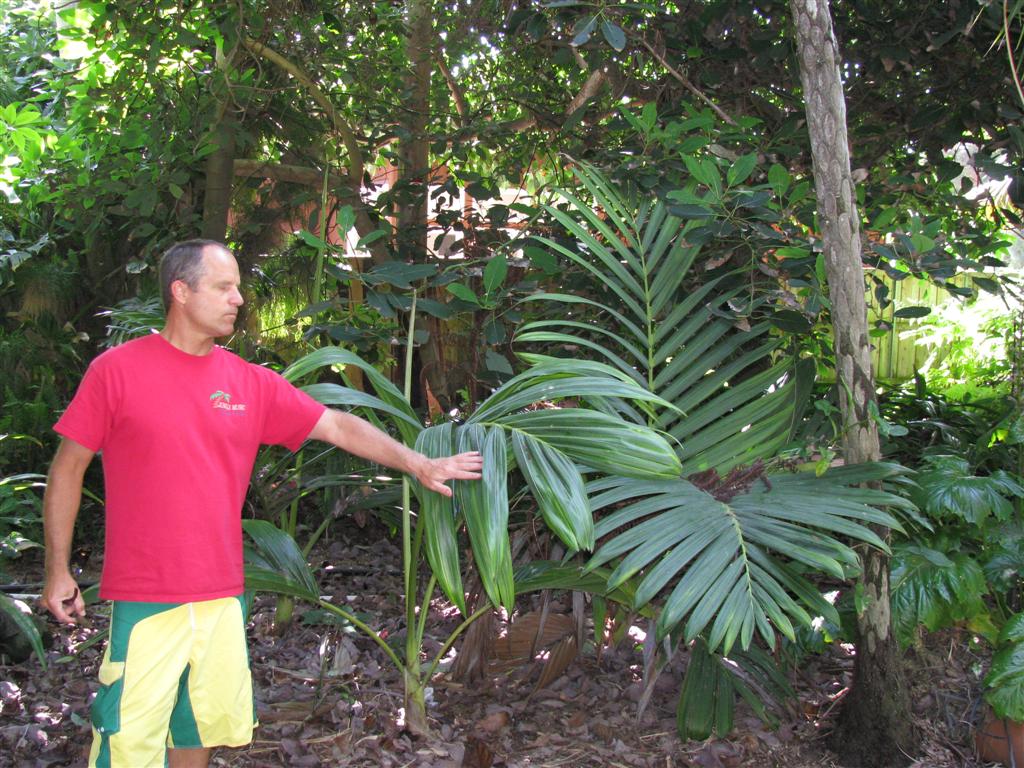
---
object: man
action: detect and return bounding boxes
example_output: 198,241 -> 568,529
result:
40,239 -> 482,768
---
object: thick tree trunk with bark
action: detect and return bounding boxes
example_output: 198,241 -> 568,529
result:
789,1 -> 918,764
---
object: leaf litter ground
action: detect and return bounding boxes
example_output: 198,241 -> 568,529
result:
0,523 -> 998,767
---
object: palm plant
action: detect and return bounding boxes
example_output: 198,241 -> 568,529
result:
0,467 -> 47,668
515,163 -> 918,737
245,299 -> 682,733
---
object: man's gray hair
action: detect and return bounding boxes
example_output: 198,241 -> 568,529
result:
158,239 -> 228,310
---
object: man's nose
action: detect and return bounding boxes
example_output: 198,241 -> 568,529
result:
230,288 -> 244,306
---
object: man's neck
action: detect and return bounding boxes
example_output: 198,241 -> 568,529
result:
159,321 -> 216,356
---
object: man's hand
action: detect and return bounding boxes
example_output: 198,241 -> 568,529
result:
42,572 -> 85,625
310,411 -> 484,497
415,451 -> 483,497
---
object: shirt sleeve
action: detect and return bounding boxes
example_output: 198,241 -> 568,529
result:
53,356 -> 113,452
256,366 -> 327,451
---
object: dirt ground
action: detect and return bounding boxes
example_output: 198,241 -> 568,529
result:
0,524 -> 999,767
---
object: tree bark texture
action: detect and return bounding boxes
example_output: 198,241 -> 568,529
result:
200,110 -> 236,242
398,0 -> 465,410
396,0 -> 432,261
788,1 -> 918,764
201,49 -> 237,242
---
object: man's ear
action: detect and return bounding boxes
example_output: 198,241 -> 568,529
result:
170,280 -> 189,305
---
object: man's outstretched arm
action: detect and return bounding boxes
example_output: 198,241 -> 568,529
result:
41,438 -> 95,623
307,409 -> 482,497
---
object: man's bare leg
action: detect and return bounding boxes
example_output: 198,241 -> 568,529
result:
168,747 -> 211,767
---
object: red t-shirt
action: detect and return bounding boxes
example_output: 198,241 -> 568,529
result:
54,333 -> 326,602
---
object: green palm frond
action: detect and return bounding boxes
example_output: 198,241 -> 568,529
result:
516,163 -> 810,474
586,462 -> 913,655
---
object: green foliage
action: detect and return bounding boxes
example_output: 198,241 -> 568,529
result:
0,593 -> 46,669
97,294 -> 164,348
889,449 -> 1024,641
985,613 -> 1024,721
247,333 -> 680,731
0,468 -> 44,576
0,463 -> 46,668
589,464 -> 913,655
677,638 -> 793,740
911,455 -> 1024,525
0,319 -> 87,471
891,544 -> 992,646
513,164 -> 925,737
518,163 -> 812,475
284,345 -> 680,616
879,379 -> 1021,473
884,422 -> 1024,718
900,290 -> 1021,395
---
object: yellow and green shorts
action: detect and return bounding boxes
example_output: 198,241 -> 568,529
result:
88,595 -> 256,768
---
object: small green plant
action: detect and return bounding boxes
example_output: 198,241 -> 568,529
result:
0,463 -> 47,668
886,451 -> 1024,720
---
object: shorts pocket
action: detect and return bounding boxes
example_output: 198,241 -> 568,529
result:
91,662 -> 125,736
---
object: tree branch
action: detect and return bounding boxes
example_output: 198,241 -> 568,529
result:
232,159 -> 351,190
241,37 -> 365,185
435,51 -> 469,122
241,37 -> 390,262
640,38 -> 737,126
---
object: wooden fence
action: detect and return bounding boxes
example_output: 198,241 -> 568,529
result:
866,270 -> 972,382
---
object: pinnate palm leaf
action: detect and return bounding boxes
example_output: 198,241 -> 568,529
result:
243,519 -> 320,599
510,429 -> 593,552
516,164 -> 808,475
586,462 -> 909,654
496,409 -> 681,478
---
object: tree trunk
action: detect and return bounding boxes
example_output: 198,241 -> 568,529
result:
788,1 -> 918,764
397,0 -> 464,411
200,107 -> 235,242
201,47 -> 236,242
397,0 -> 432,261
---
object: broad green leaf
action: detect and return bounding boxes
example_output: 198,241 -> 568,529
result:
727,153 -> 757,187
447,282 -> 481,304
890,543 -> 989,646
600,20 -> 626,51
985,636 -> 1024,721
571,15 -> 596,46
496,409 -> 680,478
0,594 -> 46,669
767,164 -> 790,197
483,254 -> 508,294
456,425 -> 515,611
893,306 -> 931,319
415,424 -> 466,615
511,431 -> 593,551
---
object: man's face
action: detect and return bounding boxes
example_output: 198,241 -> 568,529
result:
176,246 -> 244,339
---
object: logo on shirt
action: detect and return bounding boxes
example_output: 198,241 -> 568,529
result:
210,390 -> 247,411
